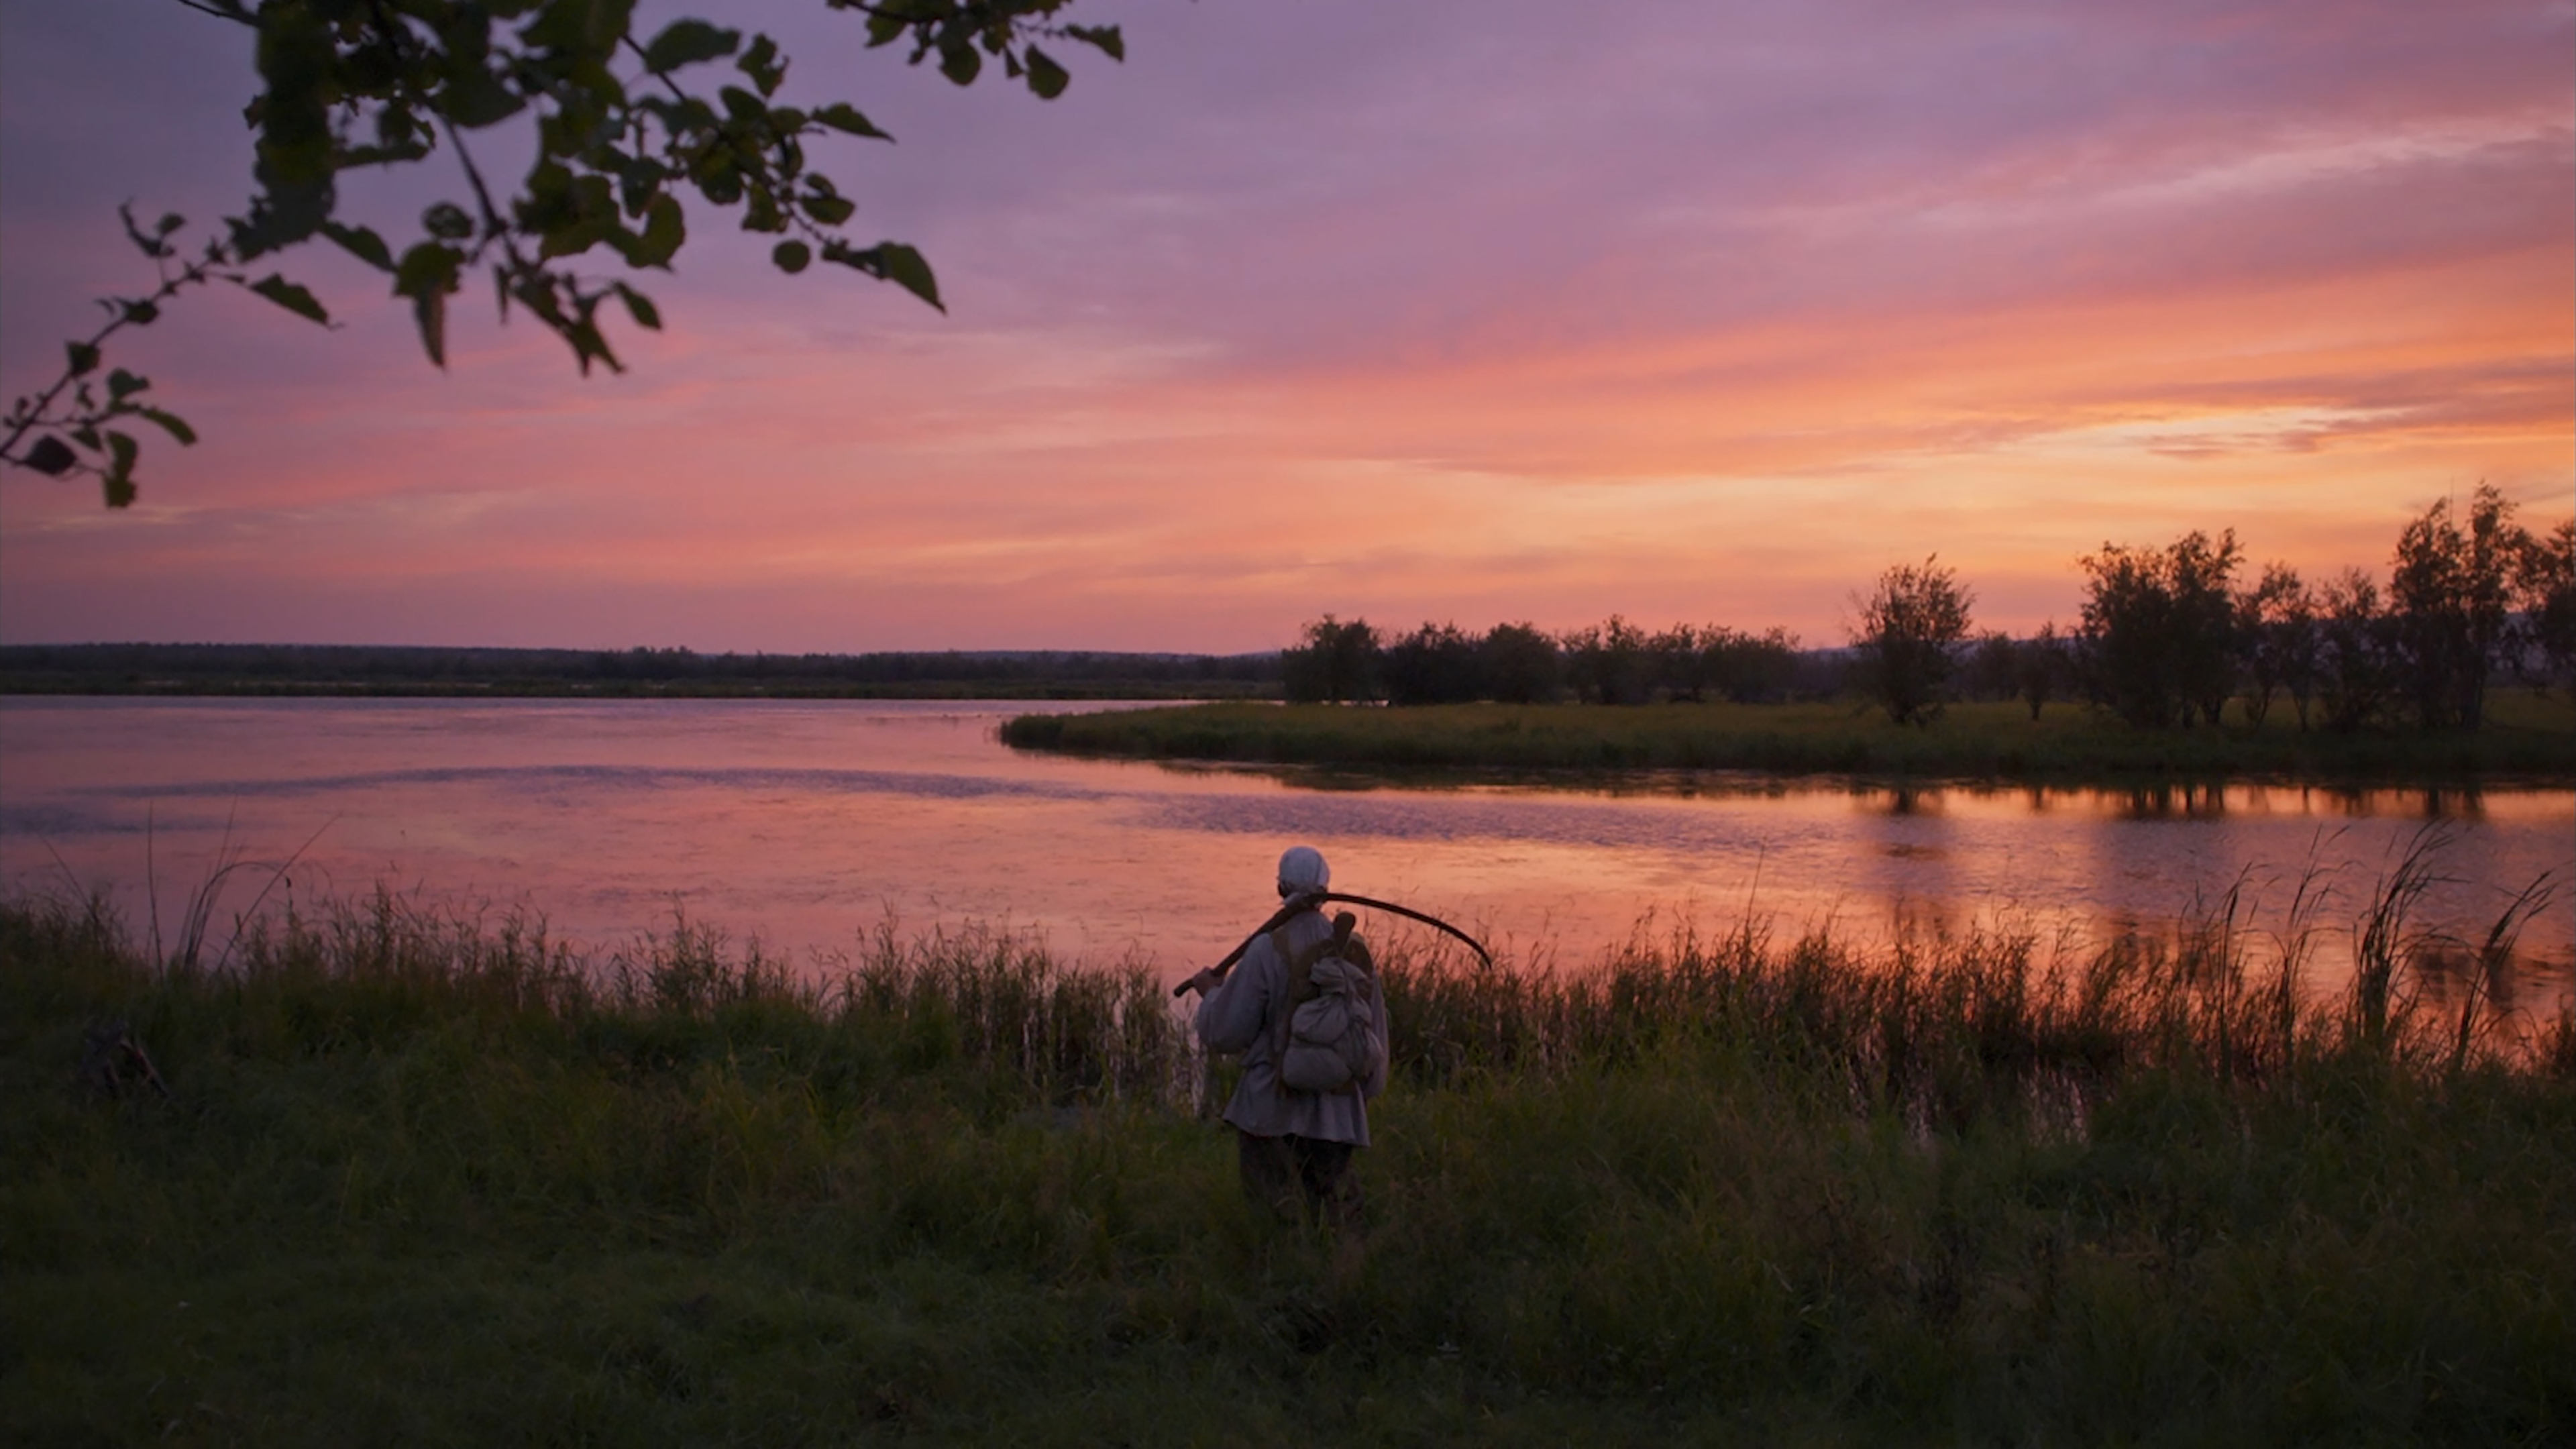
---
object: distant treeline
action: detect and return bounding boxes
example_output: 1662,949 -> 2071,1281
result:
1283,617 -> 1840,706
1287,486 -> 2575,734
0,643 -> 1285,700
1839,486 -> 2575,733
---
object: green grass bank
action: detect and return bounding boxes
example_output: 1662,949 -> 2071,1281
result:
5,892 -> 2571,1445
1000,696 -> 2576,783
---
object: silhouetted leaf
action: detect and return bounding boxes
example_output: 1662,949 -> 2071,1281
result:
812,103 -> 891,140
537,184 -> 614,260
843,241 -> 942,312
1065,25 -> 1124,61
442,67 -> 527,128
102,430 -> 139,507
66,342 -> 99,377
423,203 -> 476,241
634,193 -> 684,267
138,407 -> 198,445
773,239 -> 812,274
739,34 -> 786,96
107,369 -> 149,401
523,0 -> 635,52
23,436 -> 77,476
613,282 -> 661,330
394,241 -> 464,297
641,19 -> 739,73
616,157 -> 667,216
1024,47 -> 1068,99
250,274 -> 331,324
321,221 -> 395,271
413,289 -> 447,367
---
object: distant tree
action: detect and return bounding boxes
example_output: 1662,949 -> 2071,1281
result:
2315,570 -> 2397,733
2077,544 -> 2176,727
1965,631 -> 2019,702
2015,623 -> 2072,720
1849,557 -> 1974,726
2520,519 -> 2576,697
2233,562 -> 2307,729
2390,485 -> 2529,729
1480,623 -> 1562,704
1645,625 -> 1709,701
1382,621 -> 1481,706
2169,531 -> 2245,726
1563,615 -> 1650,705
2077,530 -> 2244,729
1703,627 -> 1802,703
1284,615 -> 1381,703
2263,570 -> 2324,731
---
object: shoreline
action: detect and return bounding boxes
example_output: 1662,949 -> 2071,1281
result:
1002,698 -> 2576,786
0,680 -> 1269,701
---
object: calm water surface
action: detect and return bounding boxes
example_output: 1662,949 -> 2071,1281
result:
3,698 -> 2569,1012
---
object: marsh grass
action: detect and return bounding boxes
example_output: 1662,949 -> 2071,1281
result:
1001,694 -> 2576,781
4,877 -> 2571,1445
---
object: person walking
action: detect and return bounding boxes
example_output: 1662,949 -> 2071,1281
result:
1182,845 -> 1388,1228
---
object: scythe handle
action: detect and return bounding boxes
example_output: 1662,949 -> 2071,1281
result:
1173,891 -> 1491,998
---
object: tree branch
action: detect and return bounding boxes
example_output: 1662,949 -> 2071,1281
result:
168,0 -> 254,25
0,247 -> 221,470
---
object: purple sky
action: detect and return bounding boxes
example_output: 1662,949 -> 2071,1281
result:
3,0 -> 2569,651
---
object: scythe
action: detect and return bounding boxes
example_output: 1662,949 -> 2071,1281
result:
1174,891 -> 1491,997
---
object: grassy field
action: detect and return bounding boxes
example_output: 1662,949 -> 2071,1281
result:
5,887 -> 2570,1445
1001,694 -> 2576,782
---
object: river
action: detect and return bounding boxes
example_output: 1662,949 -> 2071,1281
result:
2,698 -> 2569,1019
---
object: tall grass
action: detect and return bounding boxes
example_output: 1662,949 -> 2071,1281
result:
5,879 -> 2571,1444
1382,875 -> 2569,1116
25,857 -> 2559,1134
40,885 -> 1199,1114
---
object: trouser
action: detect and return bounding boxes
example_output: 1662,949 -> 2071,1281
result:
1236,1129 -> 1361,1229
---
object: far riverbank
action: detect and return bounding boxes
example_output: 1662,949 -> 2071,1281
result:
0,642 -> 1282,702
1002,696 -> 2576,784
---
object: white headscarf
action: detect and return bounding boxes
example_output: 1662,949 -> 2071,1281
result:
1277,845 -> 1330,896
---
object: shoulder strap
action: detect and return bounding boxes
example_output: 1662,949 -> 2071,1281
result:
1271,924 -> 1321,1061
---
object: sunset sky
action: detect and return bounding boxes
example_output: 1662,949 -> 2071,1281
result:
3,0 -> 2569,653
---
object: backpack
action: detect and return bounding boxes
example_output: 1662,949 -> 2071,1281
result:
1270,912 -> 1387,1095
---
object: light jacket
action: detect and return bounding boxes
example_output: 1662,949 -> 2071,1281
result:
1194,906 -> 1387,1145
